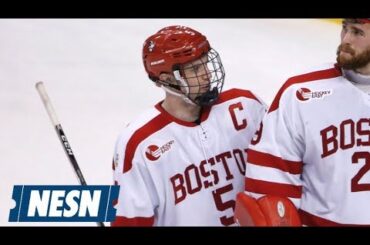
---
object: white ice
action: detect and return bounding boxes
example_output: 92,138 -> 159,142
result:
0,19 -> 340,226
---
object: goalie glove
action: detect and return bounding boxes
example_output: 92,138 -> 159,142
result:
234,192 -> 301,226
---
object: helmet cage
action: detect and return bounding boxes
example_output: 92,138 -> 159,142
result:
171,48 -> 225,106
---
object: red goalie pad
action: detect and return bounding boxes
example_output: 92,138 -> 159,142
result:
234,192 -> 302,226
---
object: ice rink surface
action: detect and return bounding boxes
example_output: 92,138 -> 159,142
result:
0,19 -> 340,226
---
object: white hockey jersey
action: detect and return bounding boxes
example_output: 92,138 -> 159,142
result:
245,63 -> 370,226
112,88 -> 266,226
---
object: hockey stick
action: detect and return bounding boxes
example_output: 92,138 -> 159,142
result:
35,81 -> 105,227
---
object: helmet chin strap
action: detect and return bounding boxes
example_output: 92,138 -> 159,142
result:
172,70 -> 200,106
173,70 -> 189,94
156,71 -> 192,104
161,85 -> 196,105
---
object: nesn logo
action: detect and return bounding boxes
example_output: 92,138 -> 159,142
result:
8,185 -> 119,222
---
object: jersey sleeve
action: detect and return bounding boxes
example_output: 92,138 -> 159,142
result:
111,129 -> 159,226
245,85 -> 304,208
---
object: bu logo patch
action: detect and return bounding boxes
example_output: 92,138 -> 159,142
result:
8,185 -> 119,222
296,87 -> 332,102
145,140 -> 175,161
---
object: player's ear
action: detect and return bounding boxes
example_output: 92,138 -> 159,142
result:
157,73 -> 175,87
159,73 -> 171,82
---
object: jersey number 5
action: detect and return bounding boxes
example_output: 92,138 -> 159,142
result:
212,183 -> 235,226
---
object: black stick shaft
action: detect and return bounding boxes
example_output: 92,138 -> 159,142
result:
55,124 -> 87,186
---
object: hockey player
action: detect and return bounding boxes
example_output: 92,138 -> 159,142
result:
235,18 -> 370,226
111,25 -> 266,226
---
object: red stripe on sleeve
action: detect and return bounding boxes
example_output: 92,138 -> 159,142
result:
111,216 -> 155,226
248,149 -> 303,174
245,177 -> 302,198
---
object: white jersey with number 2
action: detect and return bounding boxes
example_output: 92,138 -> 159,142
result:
246,63 -> 370,226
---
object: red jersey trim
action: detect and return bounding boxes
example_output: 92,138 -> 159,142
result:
155,102 -> 200,127
247,149 -> 303,174
123,114 -> 171,173
245,177 -> 302,198
154,88 -> 261,127
216,88 -> 262,105
299,209 -> 370,226
269,65 -> 342,113
111,216 -> 155,226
